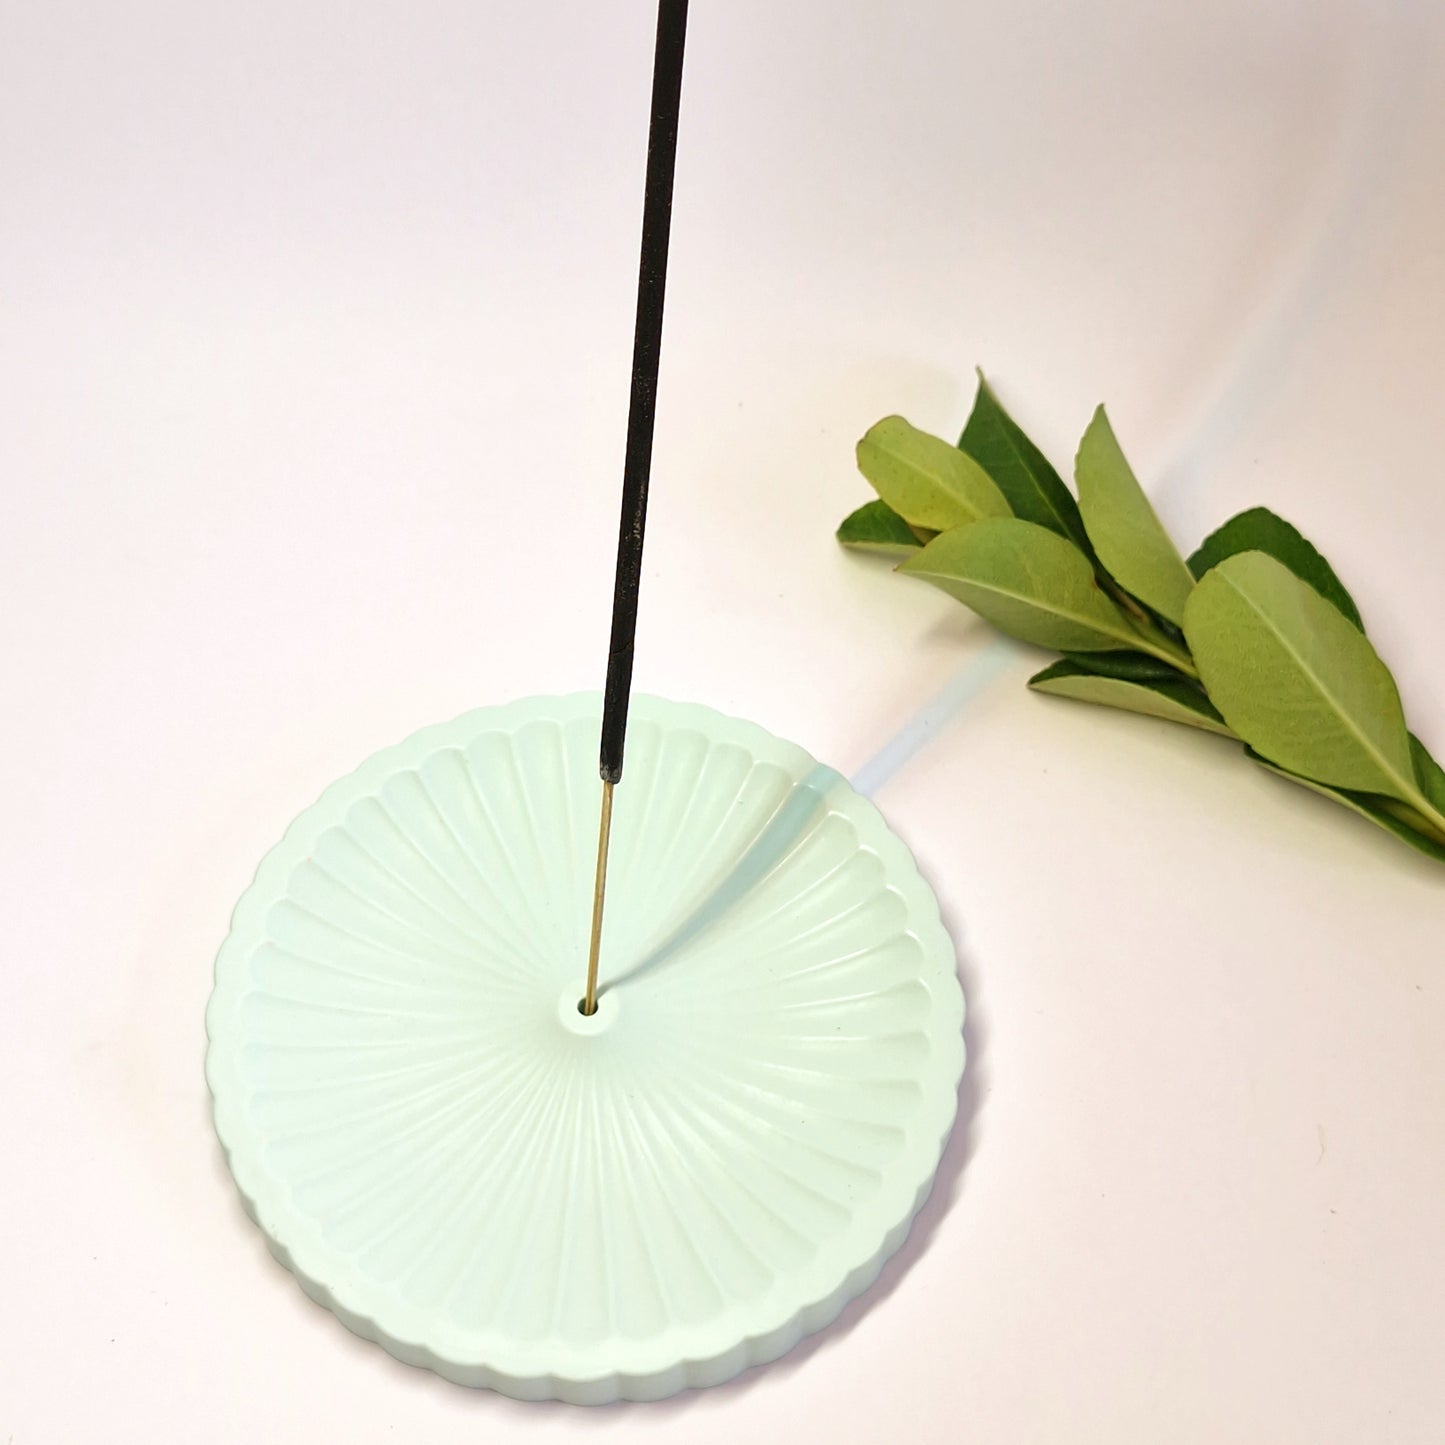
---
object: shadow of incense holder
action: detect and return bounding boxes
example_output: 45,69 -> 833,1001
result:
206,692 -> 965,1402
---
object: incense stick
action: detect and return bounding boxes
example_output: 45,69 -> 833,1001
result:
583,0 -> 689,1016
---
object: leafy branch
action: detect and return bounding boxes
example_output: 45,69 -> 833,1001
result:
837,372 -> 1445,864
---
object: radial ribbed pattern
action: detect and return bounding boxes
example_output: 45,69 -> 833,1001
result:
207,694 -> 963,1401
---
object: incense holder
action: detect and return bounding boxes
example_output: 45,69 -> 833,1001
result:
206,693 -> 964,1402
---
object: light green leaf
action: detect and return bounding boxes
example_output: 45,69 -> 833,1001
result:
1248,748 -> 1445,863
1188,506 -> 1363,629
836,499 -> 925,557
1030,660 -> 1236,737
899,517 -> 1155,654
1074,405 -> 1195,625
957,371 -> 1091,552
856,415 -> 1012,533
1183,551 -> 1419,801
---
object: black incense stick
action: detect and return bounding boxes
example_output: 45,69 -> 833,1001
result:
584,0 -> 689,1014
600,0 -> 688,784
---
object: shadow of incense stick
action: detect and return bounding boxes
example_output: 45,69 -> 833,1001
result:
605,645 -> 1017,991
849,638 -> 1018,799
603,761 -> 840,990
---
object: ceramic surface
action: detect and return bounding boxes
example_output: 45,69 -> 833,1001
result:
206,694 -> 964,1402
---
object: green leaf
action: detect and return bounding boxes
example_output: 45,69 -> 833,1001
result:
1188,506 -> 1363,629
899,517 -> 1158,654
1411,733 -> 1445,815
957,371 -> 1090,552
836,499 -> 924,557
856,415 -> 1012,532
1074,405 -> 1195,625
1059,650 -> 1188,682
1182,551 -> 1418,801
1248,749 -> 1445,863
1373,795 -> 1445,849
1030,660 -> 1236,737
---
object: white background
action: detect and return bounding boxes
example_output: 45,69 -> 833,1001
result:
4,0 -> 1445,1439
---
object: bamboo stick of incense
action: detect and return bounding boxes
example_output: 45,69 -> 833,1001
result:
583,0 -> 689,1016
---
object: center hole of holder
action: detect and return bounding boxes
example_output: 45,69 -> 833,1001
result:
559,986 -> 618,1036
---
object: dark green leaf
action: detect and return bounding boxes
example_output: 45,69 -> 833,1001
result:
1059,650 -> 1189,682
1188,506 -> 1363,628
958,371 -> 1091,553
1030,660 -> 1235,737
837,499 -> 924,557
1411,733 -> 1445,815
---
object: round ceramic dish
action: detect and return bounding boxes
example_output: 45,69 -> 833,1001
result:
206,694 -> 964,1402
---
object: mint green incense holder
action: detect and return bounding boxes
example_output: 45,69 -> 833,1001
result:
206,694 -> 964,1402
